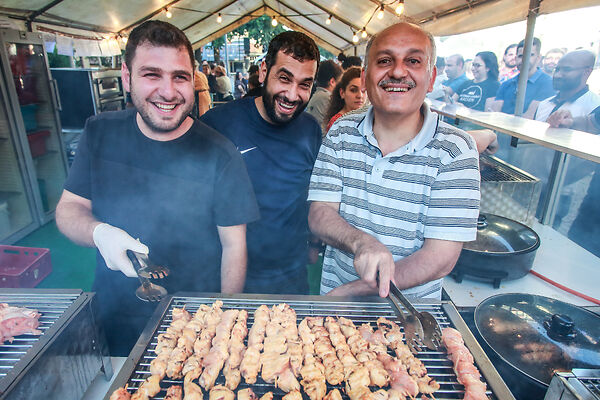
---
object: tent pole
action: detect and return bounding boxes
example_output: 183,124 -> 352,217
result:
511,0 -> 540,147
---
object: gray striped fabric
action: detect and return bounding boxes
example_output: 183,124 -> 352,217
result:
308,104 -> 480,298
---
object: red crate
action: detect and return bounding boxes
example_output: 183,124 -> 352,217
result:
0,246 -> 52,288
27,130 -> 50,158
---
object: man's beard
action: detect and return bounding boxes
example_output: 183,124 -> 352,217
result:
130,81 -> 193,133
262,80 -> 308,124
553,76 -> 580,92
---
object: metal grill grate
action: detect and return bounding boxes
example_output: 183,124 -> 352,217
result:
479,156 -> 535,183
0,291 -> 80,378
114,295 -> 511,400
580,377 -> 600,399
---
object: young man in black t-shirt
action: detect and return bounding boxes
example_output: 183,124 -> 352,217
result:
56,21 -> 259,356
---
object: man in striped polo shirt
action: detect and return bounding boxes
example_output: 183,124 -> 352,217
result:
307,21 -> 480,299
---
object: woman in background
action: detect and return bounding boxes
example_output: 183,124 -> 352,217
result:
453,51 -> 499,111
323,66 -> 365,133
234,71 -> 247,100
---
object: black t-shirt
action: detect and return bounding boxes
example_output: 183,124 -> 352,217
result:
64,109 -> 259,354
457,78 -> 500,111
200,97 -> 322,279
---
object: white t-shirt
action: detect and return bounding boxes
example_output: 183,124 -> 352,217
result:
535,89 -> 600,122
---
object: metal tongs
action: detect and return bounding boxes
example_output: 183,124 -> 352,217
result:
387,282 -> 442,353
126,250 -> 169,302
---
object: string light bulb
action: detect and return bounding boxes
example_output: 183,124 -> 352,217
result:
395,0 -> 405,15
165,8 -> 172,18
326,15 -> 332,25
271,16 -> 278,26
217,13 -> 222,23
377,5 -> 385,19
361,28 -> 367,38
352,32 -> 359,43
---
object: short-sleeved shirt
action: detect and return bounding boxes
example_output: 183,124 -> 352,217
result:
443,73 -> 469,95
306,87 -> 332,133
534,87 -> 600,122
200,97 -> 322,282
308,104 -> 480,299
64,109 -> 259,354
495,69 -> 555,114
456,78 -> 500,111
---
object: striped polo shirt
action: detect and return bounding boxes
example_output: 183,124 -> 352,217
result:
308,104 -> 480,299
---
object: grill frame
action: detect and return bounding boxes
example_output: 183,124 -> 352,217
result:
0,288 -> 112,399
106,293 -> 515,400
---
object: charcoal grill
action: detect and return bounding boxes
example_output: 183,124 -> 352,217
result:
0,288 -> 112,399
106,293 -> 515,400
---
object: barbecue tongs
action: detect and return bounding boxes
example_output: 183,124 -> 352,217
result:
387,282 -> 442,353
126,250 -> 169,302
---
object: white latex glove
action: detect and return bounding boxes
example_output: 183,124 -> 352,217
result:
92,223 -> 149,277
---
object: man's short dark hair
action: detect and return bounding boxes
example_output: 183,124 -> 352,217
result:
504,43 -> 517,55
449,54 -> 464,67
248,64 -> 259,76
264,31 -> 320,73
518,37 -> 542,52
125,20 -> 194,70
316,60 -> 343,87
342,56 -> 362,70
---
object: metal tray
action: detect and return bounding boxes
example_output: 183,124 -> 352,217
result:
106,293 -> 515,400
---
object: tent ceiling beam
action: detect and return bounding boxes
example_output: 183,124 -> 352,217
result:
276,0 -> 353,45
119,0 -> 183,34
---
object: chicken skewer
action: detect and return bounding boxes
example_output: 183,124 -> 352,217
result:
306,317 -> 345,386
200,309 -> 240,390
240,305 -> 269,384
224,309 -> 248,390
298,318 -> 327,400
442,327 -> 488,400
377,318 -> 439,395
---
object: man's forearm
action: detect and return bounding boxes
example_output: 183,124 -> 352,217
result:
220,247 -> 246,293
392,239 -> 462,290
308,202 -> 368,254
55,195 -> 100,247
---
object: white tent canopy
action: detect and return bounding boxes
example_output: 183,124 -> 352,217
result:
1,0 -> 599,55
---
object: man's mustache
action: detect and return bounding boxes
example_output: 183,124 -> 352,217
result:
378,79 -> 416,88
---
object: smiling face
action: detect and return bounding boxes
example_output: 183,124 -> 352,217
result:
122,43 -> 194,138
504,47 -> 517,68
363,24 -> 435,119
340,77 -> 365,112
471,55 -> 489,83
258,50 -> 317,124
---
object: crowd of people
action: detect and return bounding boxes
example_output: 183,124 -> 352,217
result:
53,17 -> 598,358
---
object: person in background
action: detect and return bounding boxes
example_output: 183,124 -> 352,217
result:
202,61 -> 218,96
200,31 -> 322,295
499,44 -> 518,83
427,56 -> 447,101
244,73 -> 262,98
54,21 -> 259,356
248,64 -> 259,77
542,48 -> 566,75
453,51 -> 500,111
491,37 -> 554,117
338,53 -> 363,71
323,66 -> 365,133
308,22 -> 480,299
214,65 -> 233,101
306,60 -> 343,133
442,54 -> 469,101
234,71 -> 247,100
193,60 -> 211,117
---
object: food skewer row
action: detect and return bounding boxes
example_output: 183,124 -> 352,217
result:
306,317 -> 345,386
298,318 -> 327,400
441,327 -> 488,400
261,304 -> 300,392
224,309 -> 249,390
376,318 -> 440,396
336,317 -> 389,388
240,305 -> 270,383
200,309 -> 240,389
